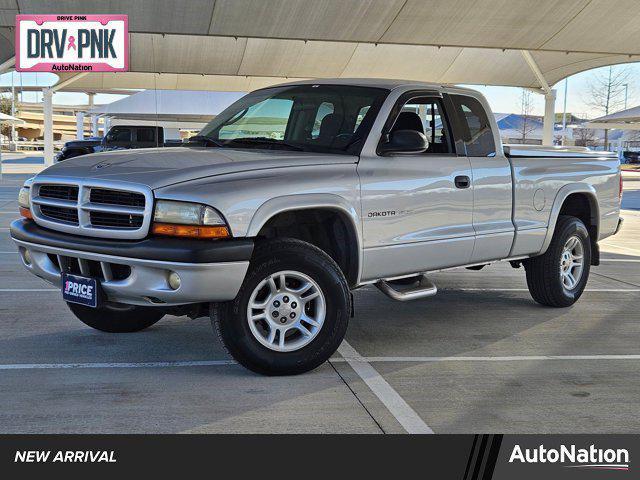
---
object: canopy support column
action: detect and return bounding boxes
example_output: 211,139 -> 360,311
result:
76,112 -> 85,140
543,90 -> 557,146
521,50 -> 556,145
43,88 -> 54,166
91,116 -> 100,137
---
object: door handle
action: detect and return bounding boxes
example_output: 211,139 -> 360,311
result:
455,175 -> 471,189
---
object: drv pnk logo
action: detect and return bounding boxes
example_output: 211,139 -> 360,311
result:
15,14 -> 128,72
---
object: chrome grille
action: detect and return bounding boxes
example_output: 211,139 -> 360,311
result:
31,178 -> 153,240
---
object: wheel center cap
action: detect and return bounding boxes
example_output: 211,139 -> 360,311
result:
268,293 -> 301,325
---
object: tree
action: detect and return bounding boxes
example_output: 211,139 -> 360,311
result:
584,66 -> 632,149
517,89 -> 537,144
573,127 -> 596,147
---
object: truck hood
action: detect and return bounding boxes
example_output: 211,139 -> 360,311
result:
39,147 -> 357,189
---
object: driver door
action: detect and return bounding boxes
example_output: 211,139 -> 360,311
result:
358,93 -> 474,281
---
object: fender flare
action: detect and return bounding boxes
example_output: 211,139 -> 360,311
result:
246,193 -> 363,283
539,183 -> 599,254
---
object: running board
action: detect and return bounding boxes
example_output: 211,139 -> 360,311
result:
375,275 -> 438,301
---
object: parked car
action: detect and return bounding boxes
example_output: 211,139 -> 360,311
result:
55,126 -> 177,161
54,137 -> 104,161
12,79 -> 623,375
622,150 -> 640,164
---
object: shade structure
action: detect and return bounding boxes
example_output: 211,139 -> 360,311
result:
87,90 -> 245,122
2,0 -> 640,91
587,106 -> 640,131
0,112 -> 24,124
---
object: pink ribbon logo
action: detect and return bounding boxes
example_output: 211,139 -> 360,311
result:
67,35 -> 76,50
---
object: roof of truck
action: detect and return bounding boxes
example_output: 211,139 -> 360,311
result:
269,78 -> 477,93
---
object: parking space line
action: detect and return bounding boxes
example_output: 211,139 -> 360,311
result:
452,288 -> 640,292
0,360 -> 236,370
600,258 -> 640,262
0,289 -> 58,292
2,288 -> 640,293
336,340 -> 434,434
332,354 -> 640,363
600,242 -> 640,256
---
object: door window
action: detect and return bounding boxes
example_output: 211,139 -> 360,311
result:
388,97 -> 453,154
450,95 -> 496,156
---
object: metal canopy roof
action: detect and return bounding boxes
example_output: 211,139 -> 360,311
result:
586,105 -> 640,131
88,89 -> 244,122
2,0 -> 640,91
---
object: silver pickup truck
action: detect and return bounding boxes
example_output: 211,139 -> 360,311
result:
11,79 -> 623,375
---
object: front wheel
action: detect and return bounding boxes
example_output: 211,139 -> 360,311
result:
212,238 -> 350,376
524,215 -> 591,307
66,302 -> 165,332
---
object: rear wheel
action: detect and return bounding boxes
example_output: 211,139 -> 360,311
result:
212,238 -> 350,375
524,215 -> 591,307
66,302 -> 165,333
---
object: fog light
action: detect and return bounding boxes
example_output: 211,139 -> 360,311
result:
168,272 -> 181,290
22,249 -> 32,266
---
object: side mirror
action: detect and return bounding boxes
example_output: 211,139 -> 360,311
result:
379,130 -> 428,155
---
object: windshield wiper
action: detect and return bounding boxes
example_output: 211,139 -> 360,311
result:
187,135 -> 225,147
225,137 -> 305,151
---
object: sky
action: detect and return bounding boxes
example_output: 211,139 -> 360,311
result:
1,62 -> 640,119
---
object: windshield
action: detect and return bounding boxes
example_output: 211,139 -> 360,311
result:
196,84 -> 389,155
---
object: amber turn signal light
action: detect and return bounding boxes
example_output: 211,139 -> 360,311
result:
19,207 -> 33,219
151,223 -> 230,239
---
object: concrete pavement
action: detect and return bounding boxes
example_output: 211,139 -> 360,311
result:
0,172 -> 638,433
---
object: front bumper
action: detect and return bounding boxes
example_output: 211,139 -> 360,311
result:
10,219 -> 252,306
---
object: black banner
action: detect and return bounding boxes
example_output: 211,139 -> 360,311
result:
0,435 -> 636,478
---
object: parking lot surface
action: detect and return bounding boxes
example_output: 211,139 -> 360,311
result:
1,172 -> 639,433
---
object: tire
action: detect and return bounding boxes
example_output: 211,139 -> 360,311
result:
67,302 -> 165,333
212,238 -> 350,376
524,215 -> 591,307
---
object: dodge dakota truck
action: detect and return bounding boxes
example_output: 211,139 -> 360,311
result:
11,79 -> 623,375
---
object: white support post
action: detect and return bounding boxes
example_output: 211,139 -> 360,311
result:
543,89 -> 557,146
76,112 -> 85,139
91,115 -> 99,137
521,50 -> 557,145
43,88 -> 54,167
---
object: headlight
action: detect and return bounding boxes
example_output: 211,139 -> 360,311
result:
152,200 -> 229,239
18,187 -> 33,219
18,187 -> 31,209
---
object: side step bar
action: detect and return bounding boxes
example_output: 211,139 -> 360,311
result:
375,275 -> 437,301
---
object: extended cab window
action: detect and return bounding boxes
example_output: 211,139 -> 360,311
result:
387,97 -> 453,154
450,95 -> 496,156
